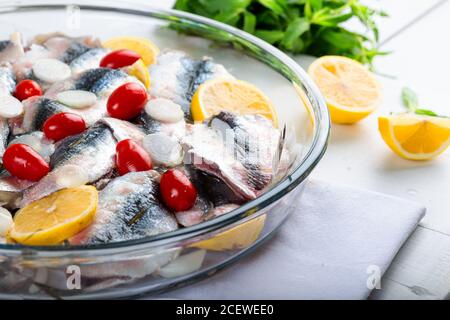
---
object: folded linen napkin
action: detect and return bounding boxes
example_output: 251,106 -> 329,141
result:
148,178 -> 425,300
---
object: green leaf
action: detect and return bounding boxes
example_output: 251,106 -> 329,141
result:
258,0 -> 285,15
243,11 -> 257,33
173,0 -> 190,11
309,0 -> 323,11
281,17 -> 309,50
320,28 -> 360,51
415,109 -> 438,117
199,0 -> 251,12
312,10 -> 353,26
402,87 -> 419,112
254,30 -> 285,44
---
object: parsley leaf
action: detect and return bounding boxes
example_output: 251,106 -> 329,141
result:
173,0 -> 387,66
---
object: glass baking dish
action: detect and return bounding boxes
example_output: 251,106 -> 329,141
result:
0,0 -> 329,299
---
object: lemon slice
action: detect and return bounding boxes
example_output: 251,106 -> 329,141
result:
308,55 -> 382,124
378,114 -> 450,160
192,215 -> 266,251
191,79 -> 278,126
102,36 -> 159,66
9,186 -> 98,245
128,59 -> 150,89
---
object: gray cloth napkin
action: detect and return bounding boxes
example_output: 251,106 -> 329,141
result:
150,179 -> 425,299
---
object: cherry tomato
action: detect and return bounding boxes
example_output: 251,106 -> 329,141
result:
160,169 -> 197,212
43,112 -> 86,142
107,82 -> 148,120
115,139 -> 152,176
14,80 -> 42,101
99,49 -> 141,69
3,144 -> 49,181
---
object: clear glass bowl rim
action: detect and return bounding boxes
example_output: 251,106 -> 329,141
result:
0,0 -> 330,254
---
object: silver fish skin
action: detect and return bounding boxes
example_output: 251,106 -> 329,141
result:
182,112 -> 283,200
0,63 -> 16,97
70,170 -> 178,245
0,173 -> 35,209
0,64 -> 14,160
0,118 -> 10,162
69,48 -> 108,74
20,124 -> 116,206
0,32 -> 24,63
33,33 -> 101,62
149,50 -> 233,119
100,117 -> 146,143
45,67 -> 139,99
138,112 -> 186,139
172,165 -> 212,227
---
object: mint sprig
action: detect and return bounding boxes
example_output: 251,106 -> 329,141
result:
173,0 -> 387,66
401,87 -> 443,118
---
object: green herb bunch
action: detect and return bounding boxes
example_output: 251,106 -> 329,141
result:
173,0 -> 387,66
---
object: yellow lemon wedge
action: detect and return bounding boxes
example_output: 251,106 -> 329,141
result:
308,55 -> 382,124
102,36 -> 159,66
128,59 -> 150,89
192,215 -> 266,251
378,114 -> 450,160
8,186 -> 98,245
191,79 -> 278,126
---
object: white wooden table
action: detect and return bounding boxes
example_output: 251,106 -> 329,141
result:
151,0 -> 450,299
313,0 -> 450,299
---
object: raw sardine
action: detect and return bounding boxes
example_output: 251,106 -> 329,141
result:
13,96 -> 103,134
8,131 -> 55,162
0,173 -> 35,208
11,33 -> 100,81
138,112 -> 186,139
149,51 -> 233,118
183,112 -> 284,200
32,33 -> 101,60
0,63 -> 16,97
20,124 -> 116,206
173,166 -> 212,227
69,48 -> 108,74
45,67 -> 138,99
0,119 -> 10,161
70,170 -> 178,244
14,68 -> 135,134
100,117 -> 146,142
0,33 -> 24,63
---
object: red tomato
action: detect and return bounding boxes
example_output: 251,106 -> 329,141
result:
3,144 -> 49,181
43,112 -> 86,142
160,169 -> 197,212
115,139 -> 152,176
99,49 -> 141,69
107,82 -> 148,120
14,80 -> 42,101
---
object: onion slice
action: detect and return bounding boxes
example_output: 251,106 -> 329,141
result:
0,207 -> 13,237
56,90 -> 97,109
33,58 -> 71,83
142,132 -> 183,167
0,96 -> 23,118
159,250 -> 206,278
145,98 -> 184,123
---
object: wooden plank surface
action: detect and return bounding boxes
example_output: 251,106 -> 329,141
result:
371,226 -> 450,300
